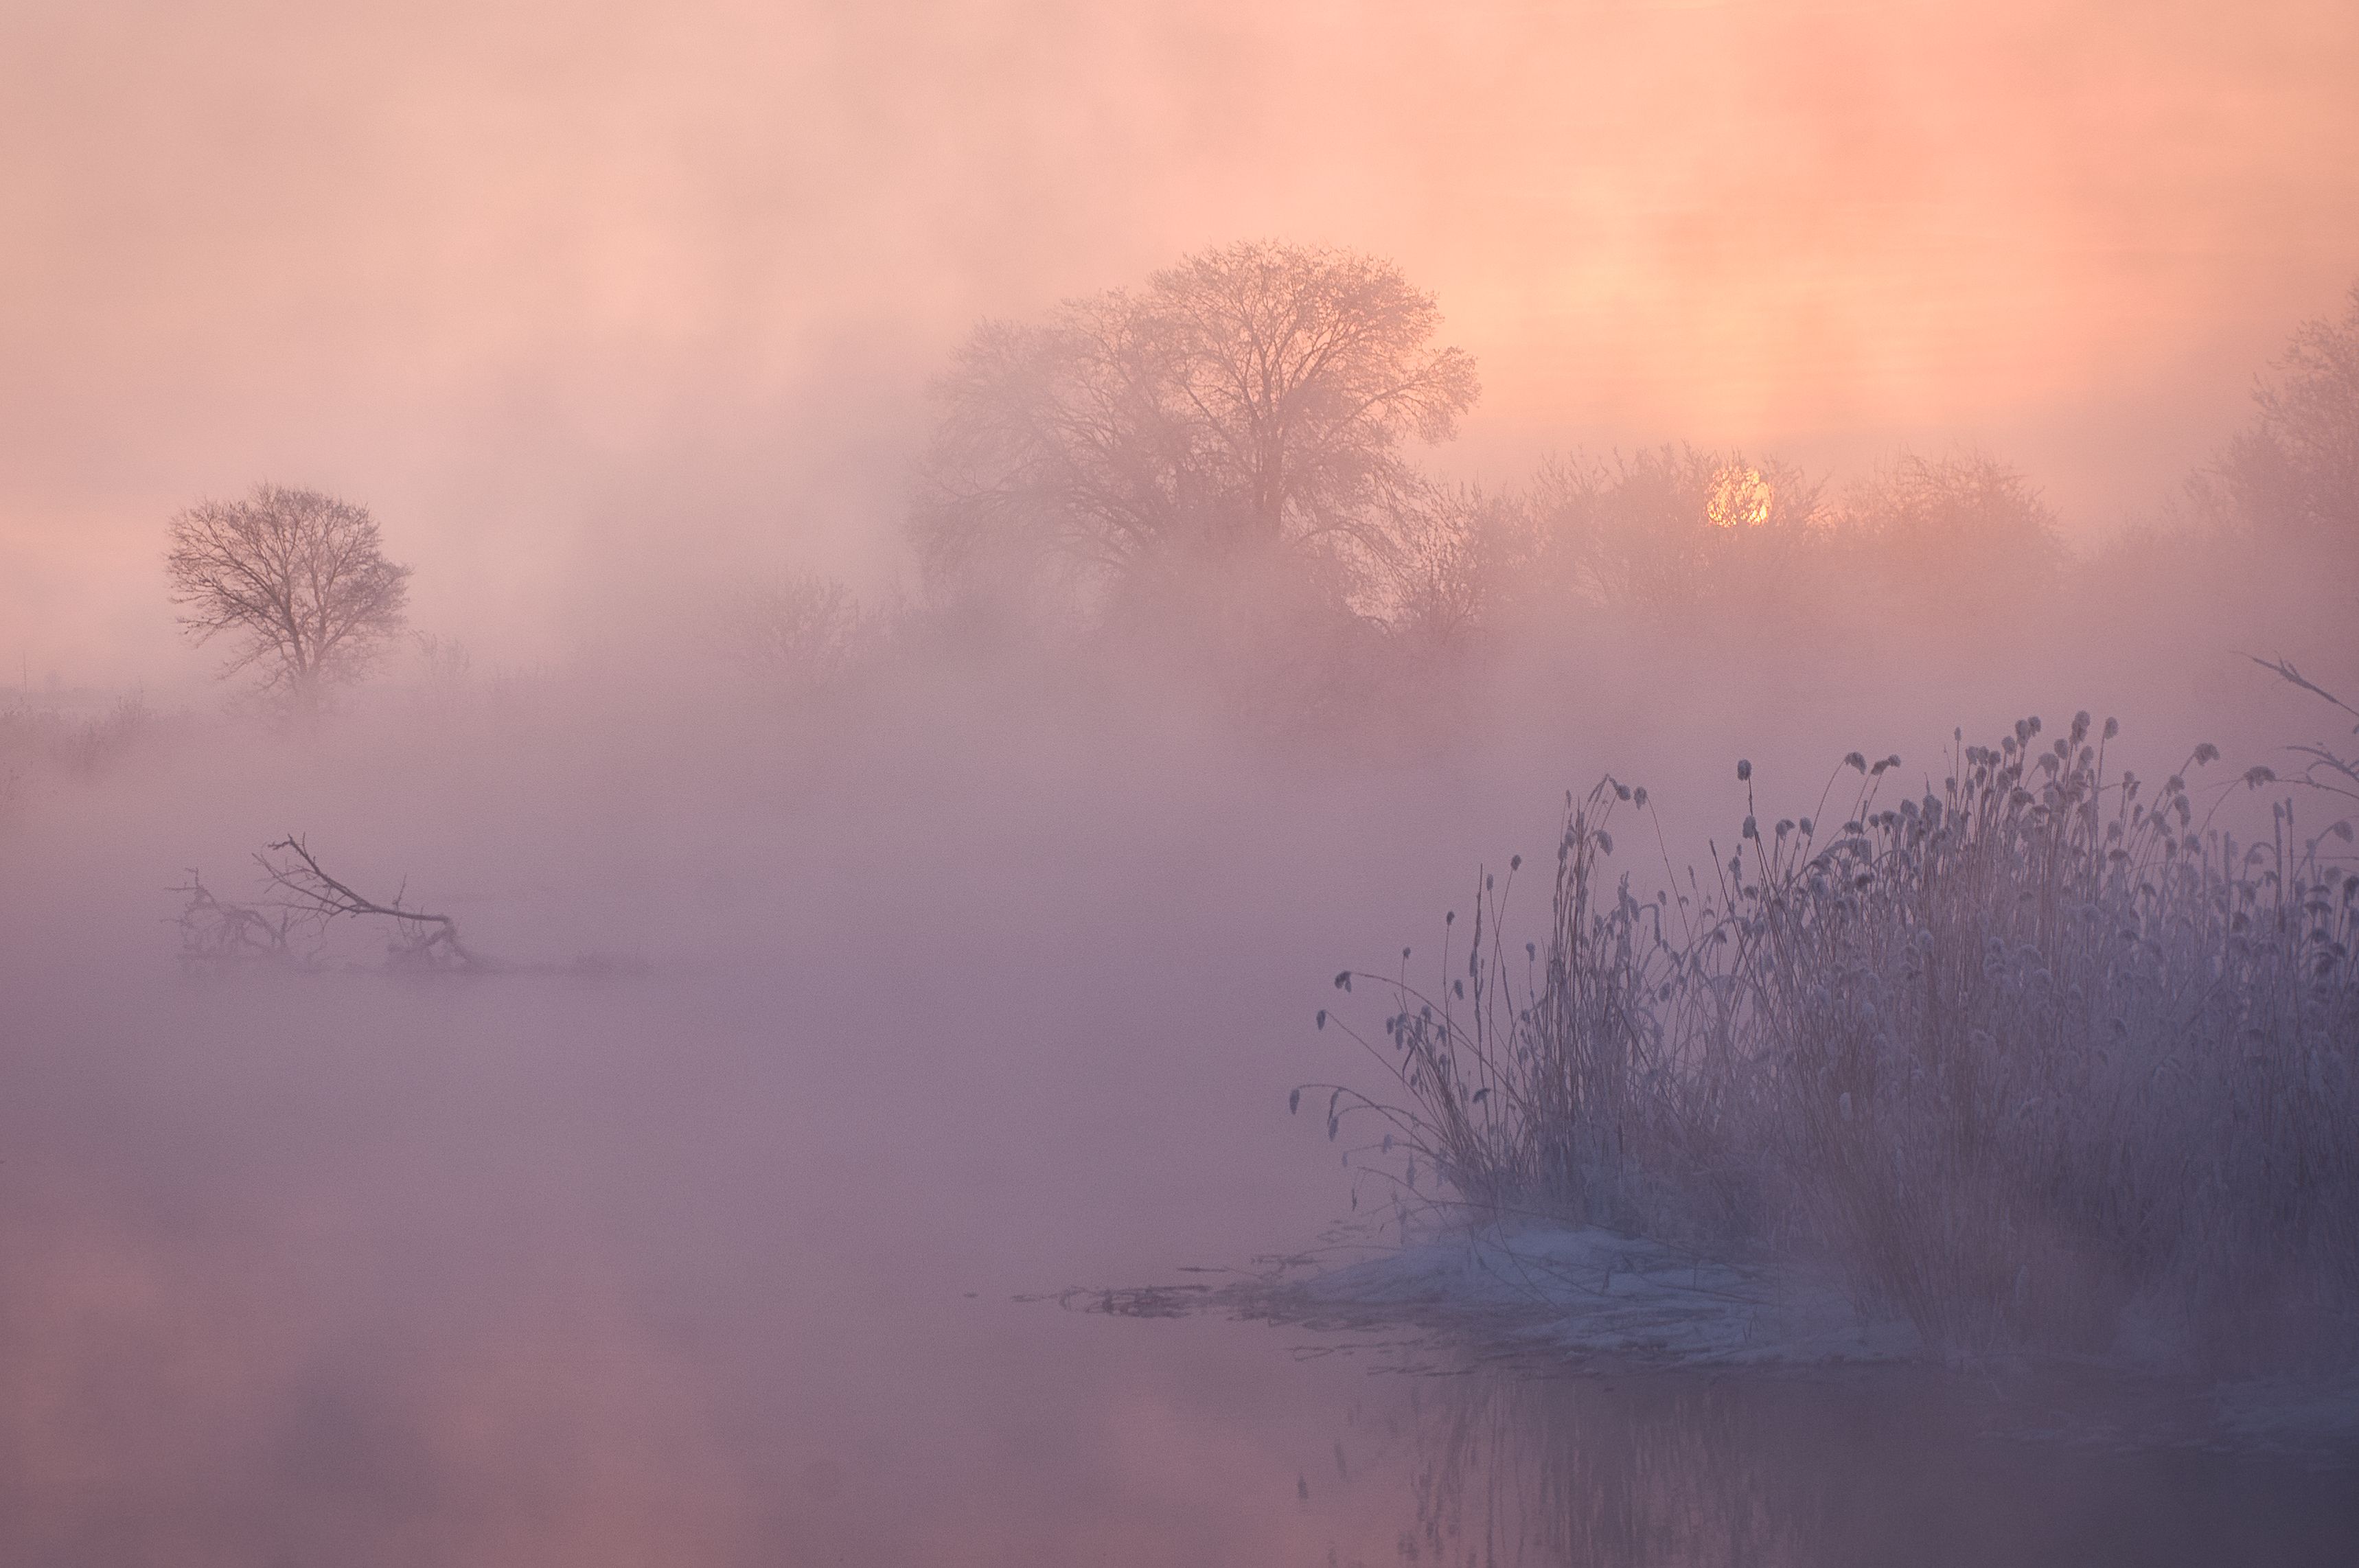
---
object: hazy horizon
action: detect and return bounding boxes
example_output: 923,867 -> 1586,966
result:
6,0 -> 2358,687
4,8 -> 2358,1554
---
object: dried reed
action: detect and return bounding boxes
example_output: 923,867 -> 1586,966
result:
1307,708 -> 2359,1361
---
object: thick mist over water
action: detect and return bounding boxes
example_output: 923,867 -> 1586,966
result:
3,601 -> 2352,1556
7,0 -> 2359,680
6,1 -> 2359,1560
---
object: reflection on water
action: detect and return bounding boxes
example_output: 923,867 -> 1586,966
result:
1,731 -> 2353,1566
0,946 -> 2352,1564
1351,1365 -> 2359,1568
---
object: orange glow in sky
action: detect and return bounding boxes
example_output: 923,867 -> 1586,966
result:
2,0 -> 2355,679
1707,467 -> 1775,531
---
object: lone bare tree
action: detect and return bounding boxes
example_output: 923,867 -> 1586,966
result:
914,242 -> 1480,617
165,483 -> 413,706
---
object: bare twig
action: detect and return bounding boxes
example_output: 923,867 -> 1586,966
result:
170,869 -> 301,971
2253,654 -> 2359,807
2251,654 -> 2359,729
255,835 -> 489,970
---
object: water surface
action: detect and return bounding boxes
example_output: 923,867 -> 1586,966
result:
1,712 -> 2351,1565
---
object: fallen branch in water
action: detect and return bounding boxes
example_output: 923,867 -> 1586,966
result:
170,868 -> 300,969
255,834 -> 490,971
174,835 -> 496,973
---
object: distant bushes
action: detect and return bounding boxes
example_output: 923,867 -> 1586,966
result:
1830,450 -> 2068,627
1477,446 -> 1828,627
2201,283 -> 2359,559
899,262 -> 2359,726
1315,706 -> 2359,1363
717,571 -> 895,695
0,693 -> 171,798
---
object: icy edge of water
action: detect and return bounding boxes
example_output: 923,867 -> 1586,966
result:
1060,1221 -> 2359,1455
1219,1221 -> 1922,1368
2214,1368 -> 2359,1455
1171,1221 -> 2359,1453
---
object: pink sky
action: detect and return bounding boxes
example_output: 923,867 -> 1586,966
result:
5,0 -> 2356,682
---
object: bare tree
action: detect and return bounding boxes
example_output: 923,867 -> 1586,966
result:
2212,284 -> 2359,552
718,571 -> 882,691
1833,449 -> 2063,619
914,242 -> 1480,616
165,483 -> 413,705
1486,446 -> 1825,622
1377,477 -> 1497,645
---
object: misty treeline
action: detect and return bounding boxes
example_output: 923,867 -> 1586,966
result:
3,241 -> 2347,1374
5,487 -> 417,794
910,244 -> 2332,647
701,242 -> 2359,728
98,240 -> 2351,735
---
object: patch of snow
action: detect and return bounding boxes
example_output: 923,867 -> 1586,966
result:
1236,1221 -> 1921,1368
2215,1369 -> 2359,1457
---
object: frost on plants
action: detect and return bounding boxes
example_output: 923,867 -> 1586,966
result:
1307,713 -> 2359,1363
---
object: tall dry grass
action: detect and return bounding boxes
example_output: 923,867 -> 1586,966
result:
1311,708 -> 2359,1362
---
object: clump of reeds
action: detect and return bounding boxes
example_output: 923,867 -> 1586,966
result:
1307,708 -> 2359,1363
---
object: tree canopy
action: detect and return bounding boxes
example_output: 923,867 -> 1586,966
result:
165,483 -> 412,704
914,242 -> 1479,615
2216,284 -> 2359,552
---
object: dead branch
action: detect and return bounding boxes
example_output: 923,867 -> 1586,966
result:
171,868 -> 303,972
2253,654 -> 2359,807
2253,654 -> 2359,730
255,835 -> 490,971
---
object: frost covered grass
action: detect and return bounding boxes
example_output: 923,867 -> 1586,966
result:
1307,706 -> 2359,1365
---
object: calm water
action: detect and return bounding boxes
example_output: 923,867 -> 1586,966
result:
4,962 -> 2353,1567
2,714 -> 2353,1565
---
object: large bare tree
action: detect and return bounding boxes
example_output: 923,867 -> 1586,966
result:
914,242 -> 1480,614
166,483 -> 412,704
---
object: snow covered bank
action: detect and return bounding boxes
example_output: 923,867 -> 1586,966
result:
1215,1222 -> 1922,1369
